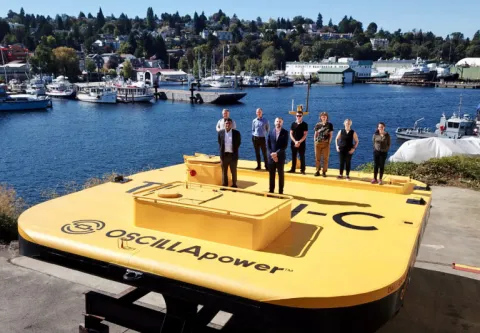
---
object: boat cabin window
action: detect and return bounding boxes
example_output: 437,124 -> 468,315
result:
447,122 -> 459,128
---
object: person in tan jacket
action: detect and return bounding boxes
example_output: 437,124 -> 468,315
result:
313,112 -> 334,177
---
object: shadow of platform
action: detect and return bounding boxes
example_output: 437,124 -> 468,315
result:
377,267 -> 480,333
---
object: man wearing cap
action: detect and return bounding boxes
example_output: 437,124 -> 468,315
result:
216,109 -> 237,132
251,108 -> 270,170
218,118 -> 241,188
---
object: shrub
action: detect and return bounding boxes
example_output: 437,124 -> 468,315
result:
0,185 -> 25,243
356,156 -> 480,189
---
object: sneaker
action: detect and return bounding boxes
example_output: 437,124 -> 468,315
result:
371,179 -> 378,184
378,180 -> 383,185
301,171 -> 306,175
255,166 -> 261,170
314,171 -> 320,177
346,176 -> 351,181
337,175 -> 343,179
322,172 -> 326,178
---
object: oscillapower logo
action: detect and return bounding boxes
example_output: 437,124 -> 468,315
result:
61,220 -> 106,235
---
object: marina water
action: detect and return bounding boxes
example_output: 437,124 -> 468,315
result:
1,84 -> 478,206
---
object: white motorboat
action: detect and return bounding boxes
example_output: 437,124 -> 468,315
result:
77,86 -> 117,104
46,76 -> 76,99
25,77 -> 46,95
115,81 -> 155,103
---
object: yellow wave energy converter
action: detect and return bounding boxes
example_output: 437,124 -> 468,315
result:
18,153 -> 432,333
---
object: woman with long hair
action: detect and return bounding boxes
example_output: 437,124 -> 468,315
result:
335,119 -> 359,180
372,122 -> 391,185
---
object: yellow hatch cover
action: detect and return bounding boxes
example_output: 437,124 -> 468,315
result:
132,182 -> 293,250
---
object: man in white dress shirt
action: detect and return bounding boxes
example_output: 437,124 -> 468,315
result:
218,118 -> 241,187
216,109 -> 237,132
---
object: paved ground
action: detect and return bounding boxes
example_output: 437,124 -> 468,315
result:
1,186 -> 479,332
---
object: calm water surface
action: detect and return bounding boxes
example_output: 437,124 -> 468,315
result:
1,84 -> 479,206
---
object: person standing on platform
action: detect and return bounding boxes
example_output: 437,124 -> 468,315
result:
251,108 -> 270,170
218,118 -> 241,188
267,117 -> 289,194
216,109 -> 236,132
335,119 -> 359,180
288,111 -> 308,175
313,112 -> 334,177
371,122 -> 391,185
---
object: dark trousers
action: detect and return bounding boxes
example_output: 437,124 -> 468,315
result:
290,143 -> 306,172
373,151 -> 388,180
252,136 -> 268,167
269,160 -> 285,194
339,151 -> 353,176
221,153 -> 237,187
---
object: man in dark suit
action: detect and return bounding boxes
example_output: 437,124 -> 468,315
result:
267,117 -> 289,194
218,118 -> 241,188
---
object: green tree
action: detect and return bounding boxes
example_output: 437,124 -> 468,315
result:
244,58 -> 261,75
85,58 -> 96,72
53,47 -> 80,79
29,42 -> 56,74
299,46 -> 313,62
121,60 -> 133,79
366,22 -> 378,37
153,35 -> 167,61
316,13 -> 323,28
177,56 -> 189,72
146,7 -> 155,30
78,12 -> 86,19
0,20 -> 10,42
96,7 -> 105,32
118,42 -> 133,54
55,15 -> 64,30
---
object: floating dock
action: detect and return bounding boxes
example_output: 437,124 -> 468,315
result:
155,89 -> 247,104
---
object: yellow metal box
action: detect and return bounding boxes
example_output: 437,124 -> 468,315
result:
132,182 -> 293,250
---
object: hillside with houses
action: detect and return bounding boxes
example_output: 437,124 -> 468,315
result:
1,7 -> 480,83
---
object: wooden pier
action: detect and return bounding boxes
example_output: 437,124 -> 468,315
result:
155,89 -> 247,104
435,82 -> 480,89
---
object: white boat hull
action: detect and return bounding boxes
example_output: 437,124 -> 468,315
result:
117,95 -> 155,103
77,92 -> 117,104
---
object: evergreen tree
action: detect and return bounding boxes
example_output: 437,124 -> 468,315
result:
96,7 -> 105,31
316,13 -> 323,28
146,7 -> 155,30
55,15 -> 64,30
78,12 -> 85,19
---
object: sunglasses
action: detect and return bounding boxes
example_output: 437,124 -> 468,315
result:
296,115 -> 302,117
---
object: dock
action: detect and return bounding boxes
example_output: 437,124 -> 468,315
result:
364,79 -> 435,87
435,82 -> 480,89
155,89 -> 247,104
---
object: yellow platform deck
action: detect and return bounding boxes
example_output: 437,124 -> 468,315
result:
18,156 -> 432,310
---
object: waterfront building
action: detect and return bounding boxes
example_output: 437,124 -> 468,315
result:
317,67 -> 355,84
285,58 -> 372,79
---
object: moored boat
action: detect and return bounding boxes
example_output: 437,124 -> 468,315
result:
1,84 -> 52,111
77,86 -> 117,104
115,81 -> 155,103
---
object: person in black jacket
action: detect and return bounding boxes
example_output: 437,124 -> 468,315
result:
267,117 -> 289,194
218,118 -> 241,188
335,119 -> 359,180
371,122 -> 391,185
